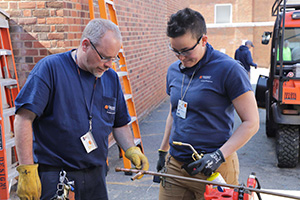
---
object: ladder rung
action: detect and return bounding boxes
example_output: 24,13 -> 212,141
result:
0,49 -> 12,56
0,78 -> 17,87
8,163 -> 18,181
128,116 -> 136,125
5,137 -> 15,149
0,107 -> 15,119
117,71 -> 128,77
105,0 -> 114,6
0,19 -> 9,29
134,138 -> 141,146
124,94 -> 132,101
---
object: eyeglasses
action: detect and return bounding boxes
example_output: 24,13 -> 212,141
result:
169,35 -> 203,57
90,40 -> 120,63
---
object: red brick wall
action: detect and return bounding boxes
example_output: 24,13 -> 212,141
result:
0,0 -> 90,86
113,0 -> 188,118
0,0 -> 189,119
190,0 -> 275,68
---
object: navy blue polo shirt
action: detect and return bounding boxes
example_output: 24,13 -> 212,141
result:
15,50 -> 131,169
167,43 -> 252,162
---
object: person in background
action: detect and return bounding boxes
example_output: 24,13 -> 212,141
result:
14,18 -> 149,200
277,40 -> 292,61
157,8 -> 259,200
234,40 -> 257,79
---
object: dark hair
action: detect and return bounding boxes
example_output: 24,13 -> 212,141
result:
167,8 -> 206,39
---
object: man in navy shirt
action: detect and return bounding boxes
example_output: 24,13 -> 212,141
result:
157,8 -> 259,200
234,40 -> 257,78
14,19 -> 149,200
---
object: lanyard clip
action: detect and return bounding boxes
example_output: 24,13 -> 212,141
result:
89,118 -> 92,132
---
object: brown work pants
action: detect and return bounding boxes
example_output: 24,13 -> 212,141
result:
159,152 -> 239,200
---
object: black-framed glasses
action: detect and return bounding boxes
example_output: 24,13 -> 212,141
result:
169,35 -> 203,57
90,40 -> 120,63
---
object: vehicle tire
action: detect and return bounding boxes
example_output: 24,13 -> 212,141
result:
276,125 -> 299,168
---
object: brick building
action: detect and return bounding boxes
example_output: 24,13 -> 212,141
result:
191,0 -> 276,69
0,0 -> 190,120
0,0 -> 293,119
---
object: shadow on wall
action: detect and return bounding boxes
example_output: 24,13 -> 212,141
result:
8,19 -> 69,88
9,20 -> 50,87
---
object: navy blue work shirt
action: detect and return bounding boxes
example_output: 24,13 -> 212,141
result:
167,43 -> 252,163
15,50 -> 131,169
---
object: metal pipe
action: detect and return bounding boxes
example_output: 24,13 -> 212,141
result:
173,141 -> 202,160
115,167 -> 300,200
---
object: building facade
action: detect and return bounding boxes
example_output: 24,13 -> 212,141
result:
0,0 -> 189,119
191,0 -> 276,68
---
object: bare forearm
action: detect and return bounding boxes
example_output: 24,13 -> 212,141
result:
113,125 -> 135,152
14,114 -> 35,165
220,91 -> 259,158
220,119 -> 259,158
159,105 -> 173,151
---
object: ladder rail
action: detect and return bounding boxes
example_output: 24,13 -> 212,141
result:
89,0 -> 144,169
0,82 -> 10,199
0,9 -> 20,199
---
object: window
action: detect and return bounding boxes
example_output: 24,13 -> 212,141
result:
215,4 -> 232,24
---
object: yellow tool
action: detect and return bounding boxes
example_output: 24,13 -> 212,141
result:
173,141 -> 203,161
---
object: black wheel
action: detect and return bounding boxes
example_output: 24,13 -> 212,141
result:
276,125 -> 299,168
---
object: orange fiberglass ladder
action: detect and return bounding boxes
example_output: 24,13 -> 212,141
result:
0,9 -> 20,200
88,0 -> 144,170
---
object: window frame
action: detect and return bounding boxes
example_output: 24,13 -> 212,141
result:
214,4 -> 232,24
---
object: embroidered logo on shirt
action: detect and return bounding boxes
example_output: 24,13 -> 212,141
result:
199,75 -> 213,83
104,105 -> 116,114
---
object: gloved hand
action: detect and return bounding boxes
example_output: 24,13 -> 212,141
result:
254,64 -> 257,69
187,149 -> 225,176
16,164 -> 41,200
125,146 -> 149,179
156,149 -> 168,172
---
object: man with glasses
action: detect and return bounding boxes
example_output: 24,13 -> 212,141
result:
157,8 -> 259,200
14,18 -> 149,200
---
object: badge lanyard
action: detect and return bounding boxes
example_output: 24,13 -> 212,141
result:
75,50 -> 99,153
180,68 -> 197,101
176,66 -> 198,119
75,51 -> 97,133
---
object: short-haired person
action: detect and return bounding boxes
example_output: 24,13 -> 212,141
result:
234,40 -> 257,78
14,19 -> 149,200
157,8 -> 259,200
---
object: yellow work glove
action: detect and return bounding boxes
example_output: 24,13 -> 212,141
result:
125,146 -> 149,179
16,164 -> 41,200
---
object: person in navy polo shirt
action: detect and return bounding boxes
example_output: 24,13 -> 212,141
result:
14,19 -> 149,200
157,8 -> 259,200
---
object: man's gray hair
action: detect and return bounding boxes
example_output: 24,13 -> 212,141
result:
81,18 -> 122,45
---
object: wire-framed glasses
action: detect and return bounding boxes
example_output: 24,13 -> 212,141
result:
90,40 -> 120,63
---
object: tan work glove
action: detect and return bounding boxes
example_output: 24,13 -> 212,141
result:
16,164 -> 41,200
125,146 -> 149,179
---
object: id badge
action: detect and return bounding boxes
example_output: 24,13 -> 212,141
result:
176,99 -> 188,119
80,131 -> 98,153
